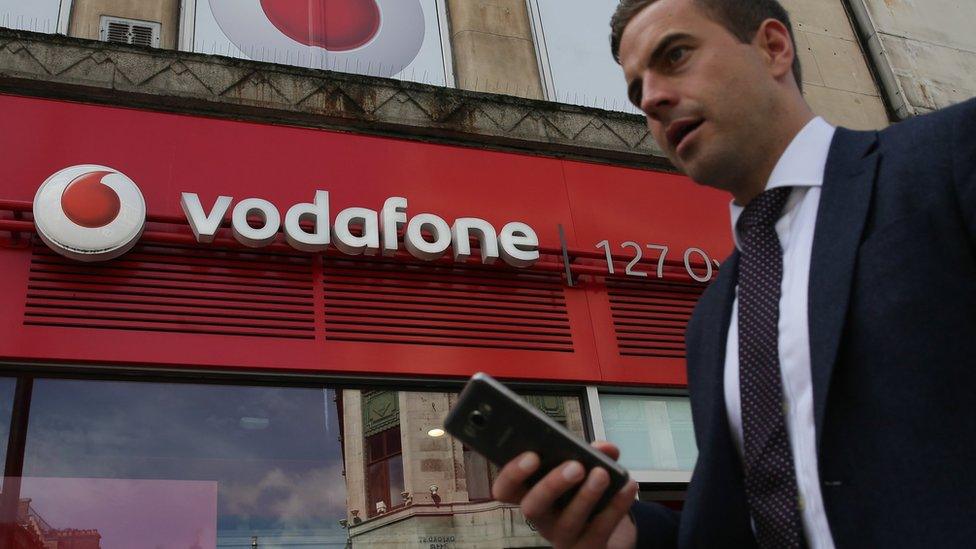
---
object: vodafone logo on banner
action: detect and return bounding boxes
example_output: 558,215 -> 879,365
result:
209,0 -> 426,74
33,165 -> 147,262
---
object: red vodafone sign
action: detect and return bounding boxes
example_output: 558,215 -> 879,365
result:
32,165 -> 146,262
31,165 -> 541,268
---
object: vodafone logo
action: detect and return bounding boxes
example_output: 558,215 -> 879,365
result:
209,0 -> 426,74
33,165 -> 147,262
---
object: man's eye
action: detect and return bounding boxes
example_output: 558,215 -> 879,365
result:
667,46 -> 688,65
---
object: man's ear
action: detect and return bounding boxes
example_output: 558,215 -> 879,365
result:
754,18 -> 795,82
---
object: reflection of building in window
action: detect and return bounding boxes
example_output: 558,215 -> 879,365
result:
600,395 -> 697,472
362,391 -> 404,518
462,444 -> 493,501
15,498 -> 102,549
341,390 -> 586,547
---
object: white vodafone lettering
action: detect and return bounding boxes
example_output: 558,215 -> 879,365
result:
404,213 -> 451,261
499,222 -> 540,268
179,192 -> 540,268
332,207 -> 380,256
181,193 -> 232,243
284,190 -> 330,252
452,217 -> 498,264
380,197 -> 407,257
232,198 -> 280,248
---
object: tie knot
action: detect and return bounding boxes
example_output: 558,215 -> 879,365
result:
737,187 -> 792,234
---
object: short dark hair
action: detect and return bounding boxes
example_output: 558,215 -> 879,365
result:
610,0 -> 803,89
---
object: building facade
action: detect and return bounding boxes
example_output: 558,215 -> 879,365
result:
0,1 -> 972,548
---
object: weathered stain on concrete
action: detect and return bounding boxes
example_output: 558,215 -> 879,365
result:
0,27 -> 668,169
851,0 -> 976,117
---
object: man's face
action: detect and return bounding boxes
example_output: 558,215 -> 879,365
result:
618,0 -> 775,190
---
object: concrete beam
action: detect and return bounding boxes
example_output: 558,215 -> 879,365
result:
0,28 -> 668,169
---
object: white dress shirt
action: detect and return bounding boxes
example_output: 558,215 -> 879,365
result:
723,117 -> 837,549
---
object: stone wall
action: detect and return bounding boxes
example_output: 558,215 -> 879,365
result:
848,0 -> 976,118
783,0 -> 890,129
67,0 -> 180,49
447,0 -> 544,99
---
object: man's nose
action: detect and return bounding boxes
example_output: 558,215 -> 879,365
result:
639,75 -> 678,122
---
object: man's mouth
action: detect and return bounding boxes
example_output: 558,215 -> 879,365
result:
666,119 -> 705,152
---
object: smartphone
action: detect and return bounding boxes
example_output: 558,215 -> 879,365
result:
444,372 -> 630,515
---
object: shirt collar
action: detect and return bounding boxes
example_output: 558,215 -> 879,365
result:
729,116 -> 836,249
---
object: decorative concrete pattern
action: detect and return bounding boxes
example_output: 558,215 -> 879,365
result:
0,28 -> 667,168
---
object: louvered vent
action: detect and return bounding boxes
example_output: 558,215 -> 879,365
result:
606,278 -> 705,358
99,16 -> 160,48
25,241 -> 315,339
323,256 -> 573,352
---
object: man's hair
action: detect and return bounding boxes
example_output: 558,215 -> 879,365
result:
610,0 -> 803,89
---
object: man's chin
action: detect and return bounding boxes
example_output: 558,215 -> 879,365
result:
678,156 -> 727,190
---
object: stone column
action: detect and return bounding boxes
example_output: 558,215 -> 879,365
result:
446,0 -> 545,99
400,391 -> 459,505
341,389 -> 367,525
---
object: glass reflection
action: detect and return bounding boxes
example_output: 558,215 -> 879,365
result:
5,380 -> 587,548
20,380 -> 347,548
0,377 -> 14,469
340,390 -> 586,547
600,394 -> 698,472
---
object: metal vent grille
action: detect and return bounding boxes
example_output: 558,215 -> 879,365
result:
606,278 -> 705,358
25,241 -> 315,339
100,16 -> 160,47
323,256 -> 573,352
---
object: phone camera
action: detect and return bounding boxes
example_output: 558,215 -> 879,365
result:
468,410 -> 487,429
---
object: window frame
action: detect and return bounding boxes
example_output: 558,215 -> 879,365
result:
524,0 -> 642,113
524,0 -> 557,103
0,361 -> 598,524
56,0 -> 72,34
0,0 -> 73,34
364,425 -> 405,517
585,386 -> 694,484
176,0 -> 456,87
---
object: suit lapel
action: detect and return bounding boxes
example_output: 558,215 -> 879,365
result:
693,251 -> 739,447
809,128 -> 880,448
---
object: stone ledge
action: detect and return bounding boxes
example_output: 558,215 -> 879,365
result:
0,28 -> 671,170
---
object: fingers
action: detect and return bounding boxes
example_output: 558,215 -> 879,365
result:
547,467 -> 611,545
579,479 -> 640,546
520,460 -> 587,535
591,440 -> 621,461
492,452 -> 540,503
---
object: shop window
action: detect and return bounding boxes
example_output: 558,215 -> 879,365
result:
0,0 -> 68,34
528,0 -> 640,114
361,390 -> 404,517
599,394 -> 697,475
15,379 -> 347,548
365,426 -> 404,516
180,0 -> 453,87
0,377 -> 14,470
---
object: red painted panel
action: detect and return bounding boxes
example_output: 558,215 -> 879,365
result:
0,94 -> 733,387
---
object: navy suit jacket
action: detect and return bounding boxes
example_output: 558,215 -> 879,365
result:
631,98 -> 976,548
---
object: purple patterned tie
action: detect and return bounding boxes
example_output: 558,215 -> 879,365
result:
737,187 -> 805,548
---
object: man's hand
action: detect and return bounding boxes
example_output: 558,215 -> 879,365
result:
491,441 -> 639,549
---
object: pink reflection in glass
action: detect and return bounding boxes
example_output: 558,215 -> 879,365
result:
16,477 -> 217,549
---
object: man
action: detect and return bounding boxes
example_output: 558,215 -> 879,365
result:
491,0 -> 976,547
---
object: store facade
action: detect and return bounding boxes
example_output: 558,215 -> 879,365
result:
0,87 -> 729,547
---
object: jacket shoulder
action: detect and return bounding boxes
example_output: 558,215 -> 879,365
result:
876,97 -> 976,150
